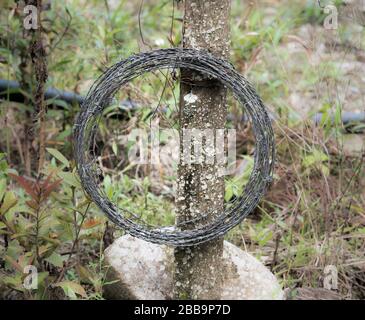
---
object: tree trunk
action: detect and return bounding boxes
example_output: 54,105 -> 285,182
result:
174,0 -> 231,300
31,0 -> 48,175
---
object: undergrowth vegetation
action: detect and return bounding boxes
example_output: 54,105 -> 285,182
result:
0,0 -> 364,299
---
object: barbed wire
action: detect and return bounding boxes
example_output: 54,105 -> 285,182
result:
73,48 -> 275,247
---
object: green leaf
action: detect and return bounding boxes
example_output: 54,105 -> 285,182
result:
103,175 -> 113,199
258,229 -> 273,246
46,148 -> 69,167
37,271 -> 49,287
45,252 -> 65,268
334,103 -> 342,127
3,275 -> 24,290
302,149 -> 329,169
0,191 -> 17,215
57,172 -> 80,188
225,182 -> 234,202
51,99 -> 70,110
321,165 -> 330,177
76,265 -> 95,284
56,281 -> 87,299
112,141 -> 118,156
0,179 -> 6,201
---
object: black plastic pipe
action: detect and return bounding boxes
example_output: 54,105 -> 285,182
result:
313,112 -> 365,126
0,79 -> 137,111
1,79 -> 364,129
0,79 -> 84,106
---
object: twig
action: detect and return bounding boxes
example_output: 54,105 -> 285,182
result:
138,0 -> 151,50
55,202 -> 91,283
49,7 -> 72,53
271,233 -> 281,271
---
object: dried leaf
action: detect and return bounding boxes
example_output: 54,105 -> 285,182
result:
82,218 -> 102,229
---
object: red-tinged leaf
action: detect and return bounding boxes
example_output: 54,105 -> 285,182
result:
18,254 -> 34,269
41,174 -> 53,191
42,179 -> 62,199
50,179 -> 63,191
4,255 -> 23,273
9,174 -> 38,200
34,183 -> 41,196
26,199 -> 39,210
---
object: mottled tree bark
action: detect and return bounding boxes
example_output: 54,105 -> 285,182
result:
174,0 -> 231,299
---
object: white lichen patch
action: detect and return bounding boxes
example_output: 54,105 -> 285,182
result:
204,26 -> 222,34
184,93 -> 198,105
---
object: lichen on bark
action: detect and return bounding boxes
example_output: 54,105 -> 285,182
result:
174,0 -> 231,300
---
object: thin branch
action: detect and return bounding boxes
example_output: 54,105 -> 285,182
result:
54,202 -> 91,283
49,7 -> 72,53
138,0 -> 152,50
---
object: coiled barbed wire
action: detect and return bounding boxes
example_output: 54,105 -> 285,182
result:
73,48 -> 275,247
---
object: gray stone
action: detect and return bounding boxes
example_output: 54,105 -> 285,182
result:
343,134 -> 365,156
103,235 -> 284,300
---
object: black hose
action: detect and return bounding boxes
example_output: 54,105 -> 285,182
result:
0,79 -> 138,112
0,79 -> 84,106
1,78 -> 364,131
313,112 -> 365,132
